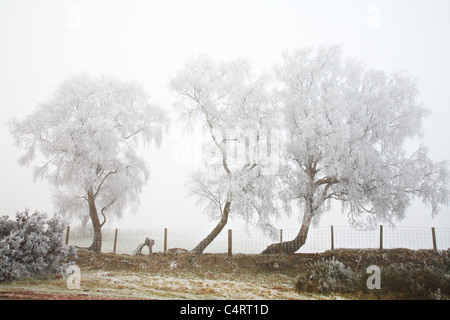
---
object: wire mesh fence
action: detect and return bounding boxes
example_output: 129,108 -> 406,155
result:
64,225 -> 450,255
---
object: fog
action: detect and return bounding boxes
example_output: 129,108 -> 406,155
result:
1,0 -> 449,234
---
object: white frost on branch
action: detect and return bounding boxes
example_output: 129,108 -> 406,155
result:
171,55 -> 282,237
9,74 -> 169,226
276,45 -> 449,230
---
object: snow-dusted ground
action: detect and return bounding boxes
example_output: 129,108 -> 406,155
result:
78,270 -> 312,299
3,248 -> 449,300
0,269 -> 334,300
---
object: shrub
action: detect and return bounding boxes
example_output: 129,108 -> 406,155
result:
380,263 -> 450,299
0,209 -> 76,282
0,215 -> 16,239
295,257 -> 363,294
295,256 -> 450,299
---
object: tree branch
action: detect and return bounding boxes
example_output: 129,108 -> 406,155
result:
315,176 -> 338,186
123,126 -> 145,140
100,200 -> 115,228
94,169 -> 117,199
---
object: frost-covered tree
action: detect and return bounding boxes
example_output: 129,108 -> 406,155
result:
171,55 -> 282,254
262,45 -> 449,254
0,209 -> 76,282
9,74 -> 168,252
78,213 -> 90,229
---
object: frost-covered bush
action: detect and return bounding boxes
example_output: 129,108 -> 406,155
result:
0,215 -> 16,239
0,209 -> 76,282
295,257 -> 362,294
380,263 -> 450,300
295,256 -> 450,299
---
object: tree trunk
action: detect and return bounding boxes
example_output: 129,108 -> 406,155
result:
262,201 -> 314,254
80,214 -> 89,229
191,201 -> 231,254
87,190 -> 102,252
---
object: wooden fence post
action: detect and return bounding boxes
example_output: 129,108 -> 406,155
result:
432,227 -> 437,250
65,226 -> 70,245
164,228 -> 168,252
379,225 -> 383,250
228,229 -> 232,257
331,225 -> 334,250
113,229 -> 118,253
279,229 -> 283,254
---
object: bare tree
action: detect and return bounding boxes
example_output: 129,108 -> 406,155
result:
9,74 -> 168,252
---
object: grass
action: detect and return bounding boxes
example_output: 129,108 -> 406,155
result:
2,248 -> 449,300
0,269 -> 329,300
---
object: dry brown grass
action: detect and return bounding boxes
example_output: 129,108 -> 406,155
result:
1,248 -> 448,300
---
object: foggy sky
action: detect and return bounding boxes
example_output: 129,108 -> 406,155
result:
1,0 -> 449,233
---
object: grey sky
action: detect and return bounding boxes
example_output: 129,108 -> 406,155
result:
1,0 -> 449,232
